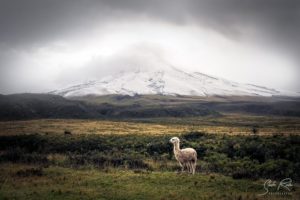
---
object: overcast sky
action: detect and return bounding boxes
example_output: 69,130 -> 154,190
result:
0,0 -> 299,94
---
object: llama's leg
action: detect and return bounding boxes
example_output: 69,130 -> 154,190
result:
185,163 -> 189,173
191,162 -> 195,174
187,162 -> 192,174
192,162 -> 196,175
190,162 -> 194,174
189,162 -> 192,174
182,163 -> 186,173
184,163 -> 190,173
179,162 -> 184,173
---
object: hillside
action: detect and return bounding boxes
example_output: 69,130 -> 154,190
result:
73,94 -> 300,117
1,93 -> 300,120
0,94 -> 217,120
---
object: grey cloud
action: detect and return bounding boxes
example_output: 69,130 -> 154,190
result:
0,0 -> 105,48
108,0 -> 300,55
1,0 -> 299,51
0,0 -> 300,93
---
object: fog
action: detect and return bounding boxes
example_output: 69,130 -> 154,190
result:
0,0 -> 299,94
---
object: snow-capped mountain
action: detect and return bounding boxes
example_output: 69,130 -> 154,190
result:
51,64 -> 296,97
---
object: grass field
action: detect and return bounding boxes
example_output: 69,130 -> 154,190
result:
0,115 -> 299,199
1,163 -> 299,200
1,115 -> 300,136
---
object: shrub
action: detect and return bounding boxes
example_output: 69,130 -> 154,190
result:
183,131 -> 206,140
259,159 -> 294,179
232,170 -> 254,179
0,133 -> 299,180
64,130 -> 72,135
16,167 -> 44,177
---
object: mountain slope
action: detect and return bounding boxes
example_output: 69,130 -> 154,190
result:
1,93 -> 300,120
51,65 -> 295,97
0,94 -> 220,120
0,93 -> 98,120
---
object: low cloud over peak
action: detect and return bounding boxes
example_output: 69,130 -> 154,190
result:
0,0 -> 299,93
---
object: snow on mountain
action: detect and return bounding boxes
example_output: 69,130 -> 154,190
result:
50,64 -> 296,97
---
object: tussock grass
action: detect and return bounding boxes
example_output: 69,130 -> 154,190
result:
1,114 -> 300,136
2,163 -> 298,200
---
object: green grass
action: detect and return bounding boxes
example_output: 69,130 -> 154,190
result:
0,116 -> 299,199
0,132 -> 299,180
1,163 -> 290,200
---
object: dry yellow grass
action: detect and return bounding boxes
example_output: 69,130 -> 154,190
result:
0,119 -> 188,136
0,115 -> 300,136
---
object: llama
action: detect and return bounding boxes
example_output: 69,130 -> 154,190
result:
170,137 -> 197,174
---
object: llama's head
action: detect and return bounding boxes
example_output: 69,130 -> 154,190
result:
169,137 -> 180,144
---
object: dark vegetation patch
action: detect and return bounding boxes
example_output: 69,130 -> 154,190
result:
183,131 -> 206,140
0,132 -> 299,181
1,94 -> 300,121
16,167 -> 44,177
0,94 -> 218,120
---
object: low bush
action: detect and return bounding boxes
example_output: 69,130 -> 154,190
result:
16,167 -> 44,177
0,132 -> 299,180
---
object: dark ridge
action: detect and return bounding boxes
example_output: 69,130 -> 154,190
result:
0,93 -> 300,120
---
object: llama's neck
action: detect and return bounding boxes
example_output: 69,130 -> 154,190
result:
173,142 -> 180,154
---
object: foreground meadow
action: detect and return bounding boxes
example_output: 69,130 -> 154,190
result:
0,163 -> 287,200
0,116 -> 299,199
0,133 -> 299,199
